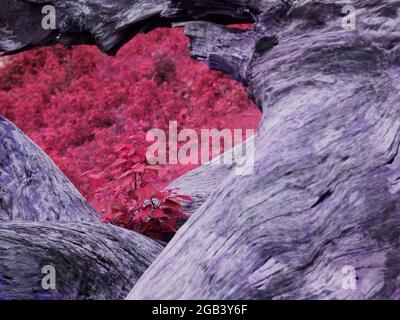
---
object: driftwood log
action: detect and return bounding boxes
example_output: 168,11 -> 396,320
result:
0,116 -> 164,299
0,116 -> 98,222
2,0 -> 400,299
0,221 -> 164,300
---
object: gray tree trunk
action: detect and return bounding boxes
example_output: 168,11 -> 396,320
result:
0,116 -> 98,222
2,0 -> 400,300
0,221 -> 164,300
0,116 -> 164,299
130,0 -> 400,300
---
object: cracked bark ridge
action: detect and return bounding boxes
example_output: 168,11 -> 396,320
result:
0,116 -> 98,222
0,0 -> 169,55
3,0 -> 400,299
129,0 -> 400,299
0,116 -> 164,300
0,222 -> 164,300
165,139 -> 255,214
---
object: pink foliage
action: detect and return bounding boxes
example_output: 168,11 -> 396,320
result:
0,28 -> 260,240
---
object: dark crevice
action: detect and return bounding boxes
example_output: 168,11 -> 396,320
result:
311,190 -> 332,208
385,150 -> 398,165
254,36 -> 279,55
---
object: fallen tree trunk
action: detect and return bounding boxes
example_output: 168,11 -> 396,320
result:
0,0 -> 170,55
129,0 -> 400,300
0,115 -> 164,300
0,116 -> 98,222
3,0 -> 400,300
0,221 -> 164,300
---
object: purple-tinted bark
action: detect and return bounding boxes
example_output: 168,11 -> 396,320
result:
2,0 -> 400,300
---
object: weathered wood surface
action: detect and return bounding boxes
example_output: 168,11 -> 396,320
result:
0,116 -> 164,300
166,139 -> 254,214
0,221 -> 164,300
0,0 -> 168,55
130,0 -> 400,299
2,0 -> 400,299
0,116 -> 99,222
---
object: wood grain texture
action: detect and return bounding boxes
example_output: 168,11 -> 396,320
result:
0,0 -> 168,55
0,116 -> 99,222
0,221 -> 164,300
0,117 -> 164,300
2,0 -> 400,300
129,0 -> 400,299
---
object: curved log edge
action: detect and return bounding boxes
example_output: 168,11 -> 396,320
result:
2,0 -> 400,300
0,221 -> 164,300
166,138 -> 256,215
130,1 -> 400,299
0,0 -> 168,55
0,116 -> 99,222
0,0 -> 254,56
0,116 -> 164,300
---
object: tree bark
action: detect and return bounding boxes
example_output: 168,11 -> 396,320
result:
3,0 -> 400,300
0,0 -> 169,55
0,221 -> 164,300
0,116 -> 98,222
129,0 -> 400,300
0,116 -> 165,300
